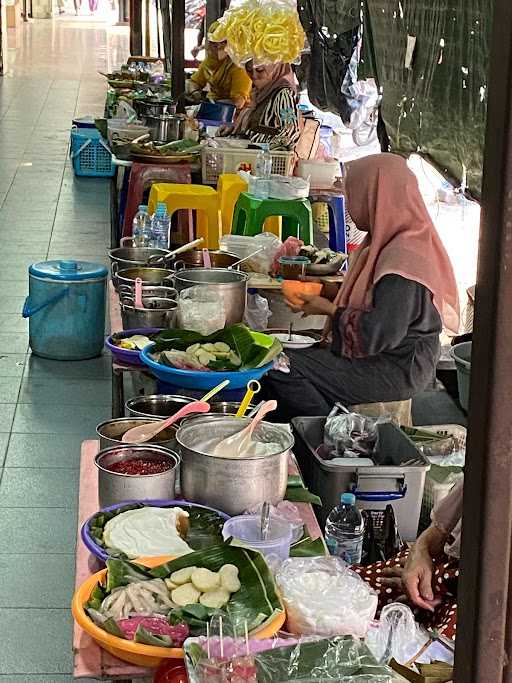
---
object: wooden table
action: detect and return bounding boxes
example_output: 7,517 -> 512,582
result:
73,441 -> 323,680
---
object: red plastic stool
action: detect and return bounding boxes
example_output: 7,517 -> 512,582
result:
122,162 -> 192,238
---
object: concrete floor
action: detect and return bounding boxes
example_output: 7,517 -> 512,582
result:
0,14 -> 127,681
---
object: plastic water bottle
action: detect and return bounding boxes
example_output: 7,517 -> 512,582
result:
325,492 -> 365,564
150,203 -> 170,249
132,205 -> 151,247
253,143 -> 272,198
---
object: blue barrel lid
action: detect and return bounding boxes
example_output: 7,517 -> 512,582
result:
29,260 -> 108,281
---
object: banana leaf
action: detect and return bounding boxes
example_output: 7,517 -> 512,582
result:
153,325 -> 282,369
290,535 -> 327,557
87,503 -> 225,554
150,544 -> 283,632
254,636 -> 398,682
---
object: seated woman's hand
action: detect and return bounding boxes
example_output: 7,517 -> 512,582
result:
217,123 -> 235,136
289,293 -> 337,317
402,548 -> 442,612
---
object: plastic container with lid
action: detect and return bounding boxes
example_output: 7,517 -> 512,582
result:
23,259 -> 108,360
222,514 -> 293,565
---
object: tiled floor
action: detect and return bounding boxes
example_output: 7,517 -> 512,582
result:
0,14 -> 128,682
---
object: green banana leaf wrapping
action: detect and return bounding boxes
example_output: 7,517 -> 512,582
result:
103,544 -> 283,633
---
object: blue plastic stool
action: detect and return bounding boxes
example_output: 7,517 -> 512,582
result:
310,194 -> 348,269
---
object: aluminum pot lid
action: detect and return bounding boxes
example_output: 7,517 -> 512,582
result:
29,260 -> 108,281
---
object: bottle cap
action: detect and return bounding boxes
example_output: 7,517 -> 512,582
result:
155,202 -> 167,217
138,204 -> 148,212
341,492 -> 356,505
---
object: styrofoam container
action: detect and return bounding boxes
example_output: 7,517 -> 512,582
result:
292,417 -> 430,541
297,159 -> 341,188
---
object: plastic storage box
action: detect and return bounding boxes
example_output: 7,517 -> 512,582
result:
291,417 -> 430,541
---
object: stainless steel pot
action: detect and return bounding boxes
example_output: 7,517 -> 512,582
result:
174,250 -> 240,270
96,417 -> 176,449
142,113 -> 186,143
174,268 -> 248,326
176,417 -> 293,515
95,444 -> 180,507
115,267 -> 174,292
125,394 -> 194,419
180,403 -> 256,427
121,297 -> 178,330
109,247 -> 170,279
133,99 -> 177,118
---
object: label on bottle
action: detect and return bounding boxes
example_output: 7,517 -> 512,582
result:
326,536 -> 362,564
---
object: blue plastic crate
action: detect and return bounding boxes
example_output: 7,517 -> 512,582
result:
70,128 -> 114,178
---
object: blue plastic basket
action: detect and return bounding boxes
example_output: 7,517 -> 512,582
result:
70,128 -> 114,178
141,343 -> 273,390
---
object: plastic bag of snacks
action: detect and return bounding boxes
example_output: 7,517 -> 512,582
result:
210,0 -> 306,66
276,556 -> 378,638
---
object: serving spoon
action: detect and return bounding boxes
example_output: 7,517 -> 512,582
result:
212,400 -> 277,457
122,400 -> 211,443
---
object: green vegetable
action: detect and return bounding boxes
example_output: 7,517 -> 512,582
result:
103,617 -> 125,638
105,558 -> 153,593
134,625 -> 173,647
168,604 -> 217,635
86,583 -> 107,610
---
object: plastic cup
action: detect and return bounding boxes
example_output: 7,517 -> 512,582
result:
222,515 -> 293,564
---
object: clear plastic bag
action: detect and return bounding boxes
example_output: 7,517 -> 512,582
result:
244,292 -> 271,330
324,406 -> 385,460
185,634 -> 401,682
365,603 -> 431,666
177,286 -> 226,335
276,556 -> 378,638
220,232 -> 281,274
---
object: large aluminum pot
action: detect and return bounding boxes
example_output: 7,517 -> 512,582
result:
95,444 -> 179,507
142,113 -> 186,143
174,250 -> 240,270
174,268 -> 248,326
115,267 -> 174,292
109,246 -> 170,278
176,417 -> 293,515
121,297 -> 178,330
125,394 -> 194,419
133,98 -> 177,118
96,417 -> 176,449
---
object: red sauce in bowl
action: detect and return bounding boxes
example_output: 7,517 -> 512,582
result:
107,458 -> 171,475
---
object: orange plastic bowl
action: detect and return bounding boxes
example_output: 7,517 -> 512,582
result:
72,555 -> 286,668
281,280 -> 323,306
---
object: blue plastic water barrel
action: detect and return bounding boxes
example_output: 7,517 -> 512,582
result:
23,260 -> 108,360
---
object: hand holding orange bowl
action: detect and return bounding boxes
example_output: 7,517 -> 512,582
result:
281,280 -> 323,307
71,555 -> 286,668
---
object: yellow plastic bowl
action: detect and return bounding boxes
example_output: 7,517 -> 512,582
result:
72,555 -> 286,668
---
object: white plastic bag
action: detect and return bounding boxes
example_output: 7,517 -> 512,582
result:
244,292 -> 271,330
220,232 -> 281,274
177,286 -> 226,335
276,557 -> 378,638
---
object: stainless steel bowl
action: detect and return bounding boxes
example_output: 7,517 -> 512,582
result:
176,417 -> 293,515
109,247 -> 170,278
142,113 -> 186,143
95,444 -> 179,507
96,417 -> 177,449
174,250 -> 240,270
133,99 -> 177,118
120,297 -> 178,330
173,268 -> 248,326
125,394 -> 195,419
115,267 -> 174,292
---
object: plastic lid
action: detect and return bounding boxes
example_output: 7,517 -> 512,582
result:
29,260 -> 108,281
341,492 -> 356,506
138,204 -> 148,212
155,202 -> 167,217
